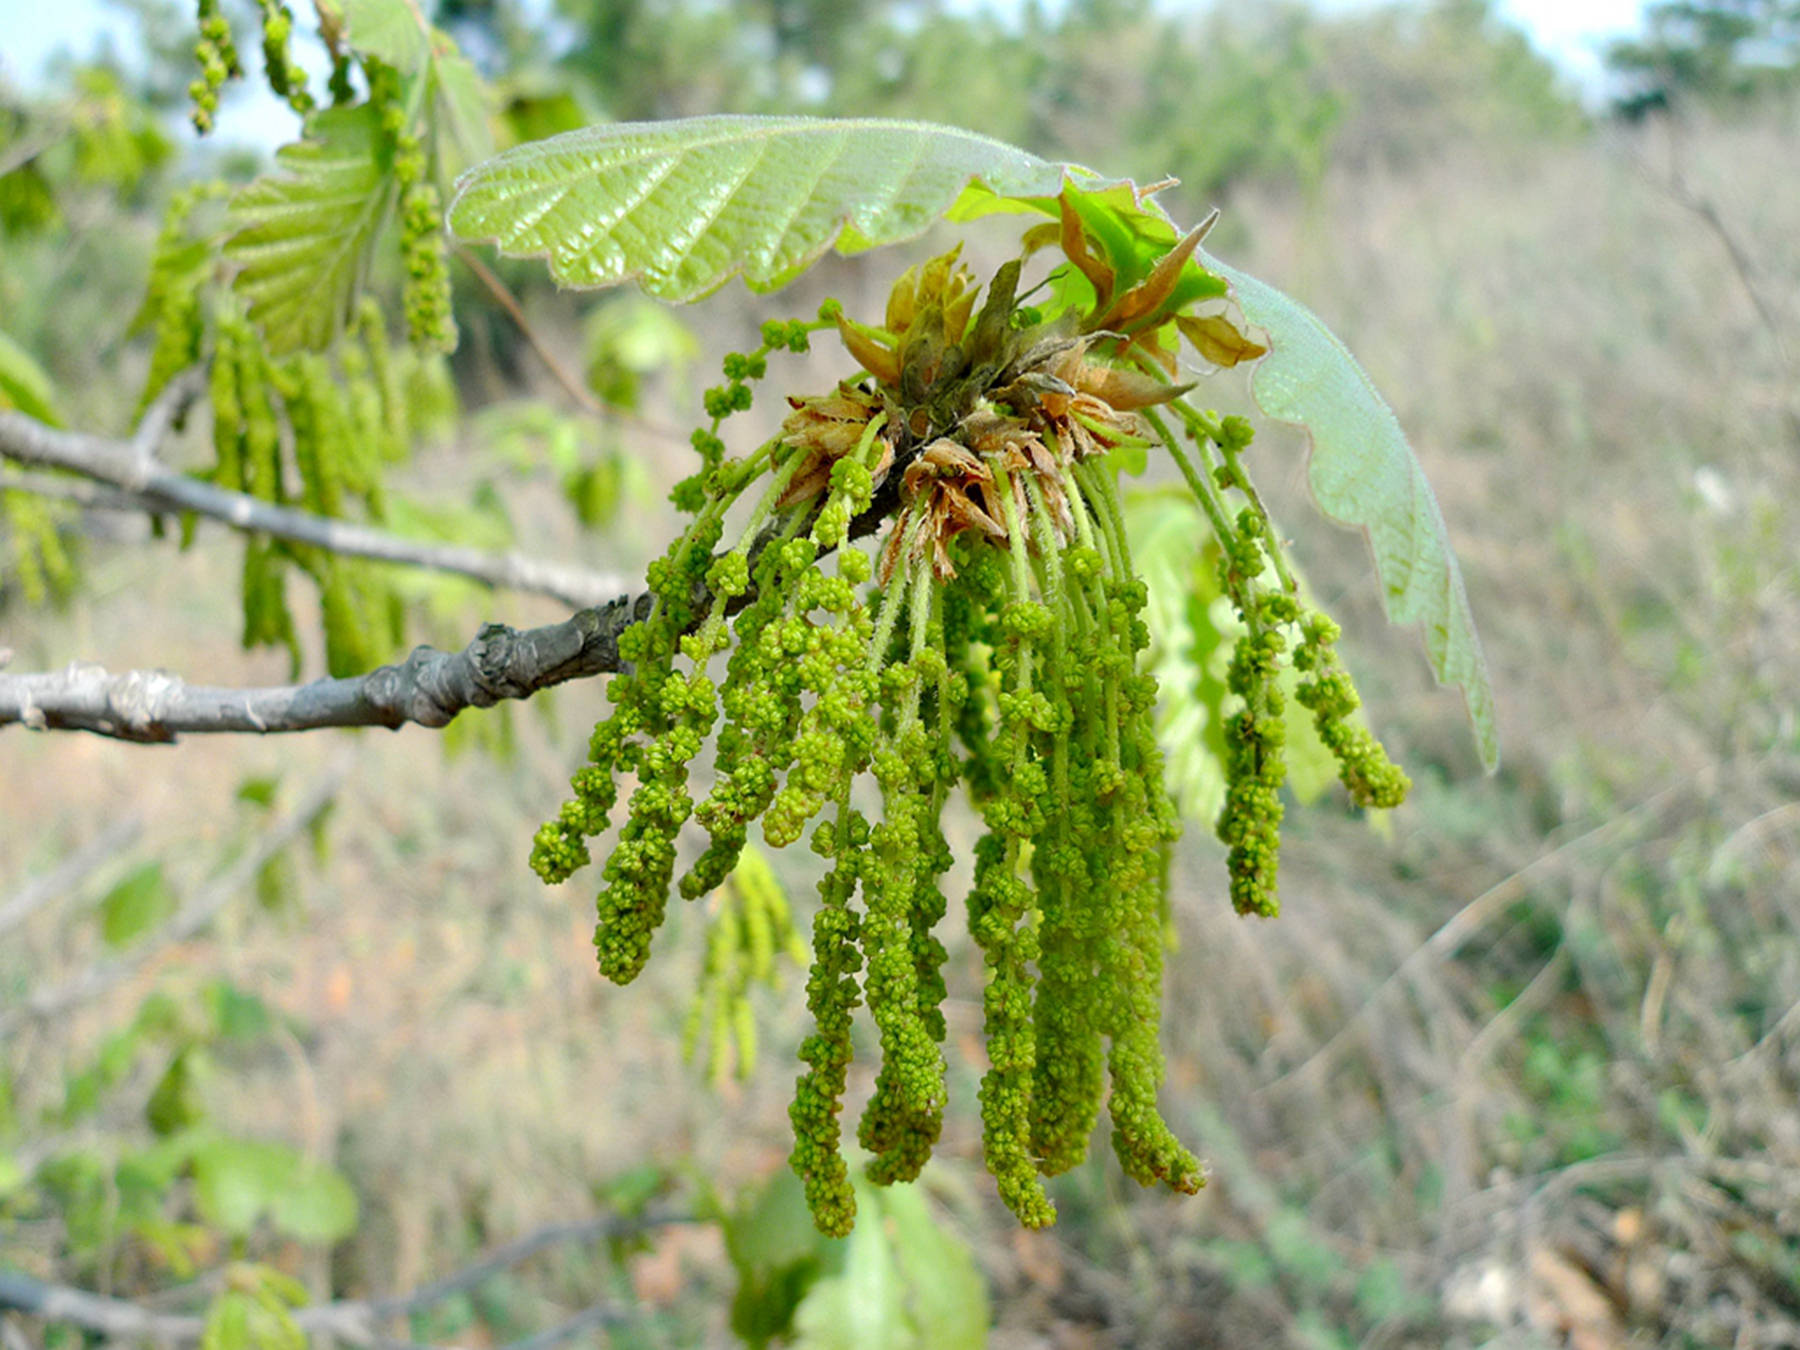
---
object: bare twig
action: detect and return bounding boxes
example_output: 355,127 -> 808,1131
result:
0,406 -> 627,609
0,591 -> 650,741
0,468 -> 144,512
1634,120 -> 1793,367
0,766 -> 343,1034
355,1214 -> 681,1323
0,129 -> 61,180
453,246 -> 690,445
1259,781 -> 1687,1097
0,1210 -> 688,1348
454,247 -> 607,417
0,814 -> 143,937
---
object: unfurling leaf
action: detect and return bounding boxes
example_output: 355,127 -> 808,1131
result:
336,0 -> 494,173
225,107 -> 396,354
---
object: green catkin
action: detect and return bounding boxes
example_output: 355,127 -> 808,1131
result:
683,538 -> 813,894
208,306 -> 247,493
683,849 -> 807,1085
2,492 -> 75,607
138,184 -> 224,414
368,64 -> 454,353
535,252 -> 1403,1235
789,803 -> 867,1238
859,566 -> 951,1187
358,300 -> 410,461
282,355 -> 385,678
1027,495 -> 1109,1177
965,477 -> 1057,1227
217,306 -> 301,668
253,0 -> 313,115
335,336 -> 388,511
1099,592 -> 1200,1191
1294,612 -> 1411,810
1214,512 -> 1290,919
188,0 -> 241,134
1062,462 -> 1200,1192
590,513 -> 726,982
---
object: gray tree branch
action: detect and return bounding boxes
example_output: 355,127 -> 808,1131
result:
0,592 -> 651,742
0,814 -> 143,938
0,402 -> 627,610
0,1210 -> 685,1348
0,768 -> 344,1036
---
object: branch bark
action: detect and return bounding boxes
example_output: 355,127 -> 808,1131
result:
0,406 -> 627,610
0,1211 -> 685,1348
0,592 -> 651,742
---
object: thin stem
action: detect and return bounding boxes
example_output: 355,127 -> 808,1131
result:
869,534 -> 917,665
902,551 -> 935,725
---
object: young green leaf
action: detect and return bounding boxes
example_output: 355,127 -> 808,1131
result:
191,1135 -> 359,1242
1200,251 -> 1500,770
99,862 -> 177,948
334,0 -> 431,71
336,0 -> 494,172
448,115 -> 1098,299
0,328 -> 63,425
225,106 -> 396,354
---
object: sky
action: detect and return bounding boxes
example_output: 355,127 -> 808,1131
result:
2,0 -> 1653,107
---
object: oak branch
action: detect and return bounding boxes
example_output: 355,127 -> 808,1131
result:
0,594 -> 650,742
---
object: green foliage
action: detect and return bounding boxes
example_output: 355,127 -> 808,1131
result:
1609,0 -> 1800,108
16,968 -> 358,1285
584,294 -> 699,410
191,1135 -> 358,1242
199,1265 -> 309,1350
225,106 -> 399,356
0,328 -> 65,425
726,1165 -> 987,1350
339,0 -> 496,172
98,862 -> 179,948
452,115 -> 1495,773
446,116 -> 1113,298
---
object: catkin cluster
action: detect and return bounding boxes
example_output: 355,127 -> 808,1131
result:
142,175 -> 454,674
537,239 -> 1407,1234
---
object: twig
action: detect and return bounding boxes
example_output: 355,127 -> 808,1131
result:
455,247 -> 607,417
356,1218 -> 656,1318
453,247 -> 690,445
0,766 -> 343,1034
487,1302 -> 632,1350
0,468 -> 144,512
0,1211 -> 688,1347
0,591 -> 651,741
0,129 -> 61,180
0,814 -> 143,937
1258,781 -> 1687,1097
1635,121 -> 1792,367
0,407 -> 627,610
